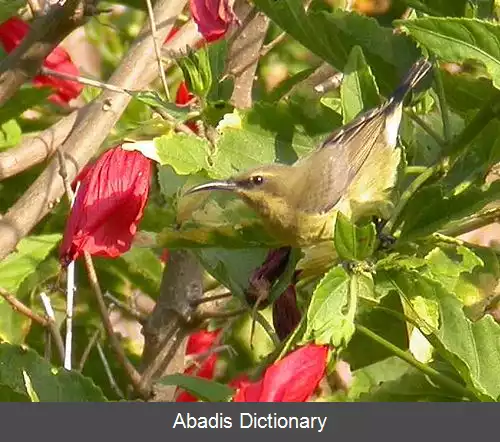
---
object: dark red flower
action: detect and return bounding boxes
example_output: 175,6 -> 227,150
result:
59,146 -> 152,265
272,284 -> 302,341
176,329 -> 222,402
233,344 -> 328,402
189,0 -> 238,42
0,17 -> 83,106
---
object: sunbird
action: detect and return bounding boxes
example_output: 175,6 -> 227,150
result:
182,59 -> 433,247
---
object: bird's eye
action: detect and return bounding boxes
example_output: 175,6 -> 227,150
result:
251,175 -> 264,186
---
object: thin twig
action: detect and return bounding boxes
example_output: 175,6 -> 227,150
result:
438,207 -> 500,238
199,307 -> 248,320
104,292 -> 147,323
96,342 -> 125,399
77,328 -> 101,372
83,252 -> 144,397
0,288 -> 65,363
39,292 -> 66,365
145,0 -> 171,101
260,32 -> 287,57
189,291 -> 233,307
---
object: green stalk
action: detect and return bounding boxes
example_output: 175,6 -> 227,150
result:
355,324 -> 478,401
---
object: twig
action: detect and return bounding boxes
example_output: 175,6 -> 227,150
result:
77,328 -> 101,372
0,288 -> 65,363
56,148 -> 77,370
104,291 -> 147,323
260,32 -> 287,57
145,0 -> 171,101
27,0 -> 42,16
83,252 -> 144,397
39,292 -> 66,365
189,291 -> 232,307
96,342 -> 125,399
438,207 -> 500,238
198,307 -> 247,320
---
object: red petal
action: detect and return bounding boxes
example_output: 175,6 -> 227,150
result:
189,0 -> 234,41
175,81 -> 194,105
186,329 -> 221,355
233,345 -> 328,402
60,147 -> 152,264
0,17 -> 28,53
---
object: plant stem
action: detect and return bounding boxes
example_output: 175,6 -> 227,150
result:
355,324 -> 478,401
383,164 -> 441,234
407,111 -> 445,147
433,63 -> 452,142
438,206 -> 500,237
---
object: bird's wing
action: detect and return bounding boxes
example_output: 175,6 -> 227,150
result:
295,106 -> 388,214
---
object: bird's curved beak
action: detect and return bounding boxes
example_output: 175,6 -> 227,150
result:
184,180 -> 237,195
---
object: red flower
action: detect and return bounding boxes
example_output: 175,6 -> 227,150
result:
0,17 -> 83,106
189,0 -> 238,42
233,344 -> 328,402
176,329 -> 222,402
59,146 -> 152,265
175,81 -> 199,133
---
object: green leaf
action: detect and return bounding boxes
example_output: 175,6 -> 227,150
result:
334,213 -> 377,261
265,67 -> 317,103
130,90 -> 193,123
397,18 -> 500,90
0,343 -> 107,401
196,248 -> 269,298
0,234 -> 61,293
420,0 -> 468,16
119,247 -> 163,298
303,266 -> 357,347
0,119 -> 21,150
207,39 -> 232,101
159,374 -> 234,402
253,1 -> 419,94
154,133 -> 211,175
0,87 -> 52,125
22,370 -> 40,402
340,46 -> 380,124
0,0 -> 24,23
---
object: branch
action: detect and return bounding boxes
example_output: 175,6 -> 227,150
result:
0,0 -> 189,261
139,250 -> 204,401
226,2 -> 270,109
0,0 -> 89,106
0,18 -> 200,182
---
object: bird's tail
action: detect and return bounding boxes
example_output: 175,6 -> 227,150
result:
391,58 -> 432,105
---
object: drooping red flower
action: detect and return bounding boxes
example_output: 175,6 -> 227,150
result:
59,146 -> 152,265
176,329 -> 222,402
233,344 -> 328,402
0,17 -> 83,106
189,0 -> 238,42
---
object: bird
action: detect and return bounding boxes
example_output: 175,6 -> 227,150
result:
181,59 -> 433,247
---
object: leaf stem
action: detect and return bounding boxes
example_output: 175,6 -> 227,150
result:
355,324 -> 478,401
433,64 -> 452,142
407,111 -> 445,147
438,206 -> 500,237
383,164 -> 441,234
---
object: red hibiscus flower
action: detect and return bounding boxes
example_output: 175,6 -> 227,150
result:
233,344 -> 328,402
189,0 -> 238,42
175,81 -> 199,133
0,17 -> 83,106
59,146 -> 152,265
176,329 -> 222,402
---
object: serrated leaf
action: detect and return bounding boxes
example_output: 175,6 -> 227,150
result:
0,234 -> 61,293
304,266 -> 357,347
0,343 -> 107,401
397,18 -> 500,90
340,46 -> 380,124
154,133 -> 211,175
159,374 -> 234,402
334,212 -> 377,261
